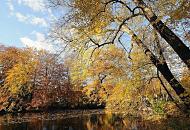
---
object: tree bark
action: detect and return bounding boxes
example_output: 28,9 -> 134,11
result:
120,23 -> 190,110
133,0 -> 190,69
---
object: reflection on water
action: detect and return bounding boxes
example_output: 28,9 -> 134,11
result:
0,110 -> 189,130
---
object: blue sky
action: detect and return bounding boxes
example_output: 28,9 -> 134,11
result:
0,0 -> 57,50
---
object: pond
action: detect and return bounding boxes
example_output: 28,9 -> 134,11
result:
0,109 -> 189,130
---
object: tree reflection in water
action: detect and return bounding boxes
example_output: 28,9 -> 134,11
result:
0,110 -> 190,130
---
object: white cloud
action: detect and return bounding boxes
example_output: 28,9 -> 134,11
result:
47,8 -> 57,21
14,12 -> 48,27
20,32 -> 54,51
15,12 -> 28,22
31,17 -> 47,27
17,0 -> 45,12
7,1 -> 51,27
7,0 -> 14,12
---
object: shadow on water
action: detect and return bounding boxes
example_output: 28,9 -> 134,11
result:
0,110 -> 190,130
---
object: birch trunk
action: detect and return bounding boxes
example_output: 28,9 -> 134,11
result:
133,0 -> 190,69
120,23 -> 190,110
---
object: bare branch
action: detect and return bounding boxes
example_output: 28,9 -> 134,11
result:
118,32 -> 128,52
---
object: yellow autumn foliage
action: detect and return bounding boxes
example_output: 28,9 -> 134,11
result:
3,49 -> 38,95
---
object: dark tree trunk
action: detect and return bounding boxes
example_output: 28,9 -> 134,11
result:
121,24 -> 190,110
133,0 -> 190,69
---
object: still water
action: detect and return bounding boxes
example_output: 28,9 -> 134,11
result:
0,110 -> 189,130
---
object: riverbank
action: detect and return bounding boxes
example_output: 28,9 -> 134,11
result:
0,106 -> 105,116
1,107 -> 189,122
1,101 -> 189,120
0,109 -> 190,130
0,94 -> 106,115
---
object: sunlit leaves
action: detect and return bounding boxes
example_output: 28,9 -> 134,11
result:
181,69 -> 190,89
71,0 -> 112,34
4,62 -> 36,95
3,49 -> 38,95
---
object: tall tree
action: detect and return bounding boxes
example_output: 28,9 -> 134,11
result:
133,0 -> 190,68
119,22 -> 190,110
48,0 -> 190,110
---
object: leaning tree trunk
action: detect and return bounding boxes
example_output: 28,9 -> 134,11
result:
120,23 -> 190,110
133,0 -> 190,69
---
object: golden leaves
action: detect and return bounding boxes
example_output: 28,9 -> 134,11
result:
3,49 -> 38,95
169,0 -> 190,20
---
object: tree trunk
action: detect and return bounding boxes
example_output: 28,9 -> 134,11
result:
133,0 -> 190,69
120,24 -> 190,110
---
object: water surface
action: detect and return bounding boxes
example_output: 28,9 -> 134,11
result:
0,110 -> 189,130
